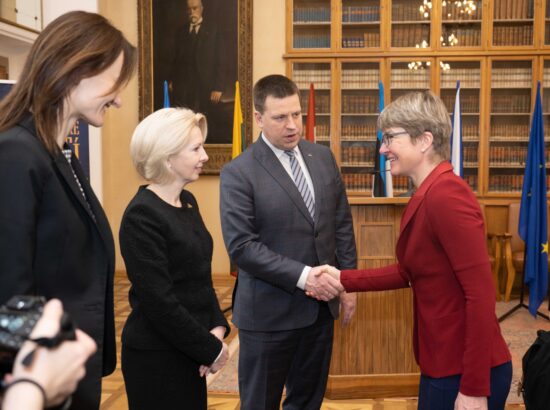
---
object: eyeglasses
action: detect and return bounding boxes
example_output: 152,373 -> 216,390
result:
381,131 -> 409,147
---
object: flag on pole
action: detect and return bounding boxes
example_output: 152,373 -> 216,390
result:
232,81 -> 245,159
305,83 -> 316,142
450,80 -> 463,177
373,80 -> 392,197
163,80 -> 170,108
519,81 -> 548,316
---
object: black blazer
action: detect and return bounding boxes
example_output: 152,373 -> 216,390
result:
0,115 -> 116,410
220,137 -> 357,332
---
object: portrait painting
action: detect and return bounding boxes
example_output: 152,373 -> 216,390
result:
138,0 -> 252,173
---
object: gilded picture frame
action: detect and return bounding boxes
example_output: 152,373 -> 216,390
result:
137,0 -> 253,174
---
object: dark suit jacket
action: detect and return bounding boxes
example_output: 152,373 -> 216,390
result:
0,115 -> 116,409
220,137 -> 357,332
171,18 -> 226,107
340,161 -> 511,397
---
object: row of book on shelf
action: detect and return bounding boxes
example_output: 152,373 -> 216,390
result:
341,124 -> 378,138
442,3 -> 481,20
293,70 -> 331,89
342,6 -> 380,22
494,0 -> 534,20
341,69 -> 379,88
440,27 -> 481,47
341,94 -> 380,114
489,145 -> 528,164
488,175 -> 524,192
492,25 -> 533,46
491,68 -> 531,87
341,145 -> 377,164
491,94 -> 531,113
441,93 -> 480,113
490,123 -> 530,138
303,93 -> 330,113
293,6 -> 330,23
440,69 -> 481,89
342,33 -> 380,48
391,3 -> 430,22
391,25 -> 430,47
293,34 -> 331,49
343,173 -> 411,193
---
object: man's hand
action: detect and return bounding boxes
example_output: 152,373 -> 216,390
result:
339,291 -> 356,326
304,265 -> 344,301
454,392 -> 488,410
210,91 -> 222,103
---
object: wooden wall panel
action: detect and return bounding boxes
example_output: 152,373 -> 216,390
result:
327,203 -> 419,399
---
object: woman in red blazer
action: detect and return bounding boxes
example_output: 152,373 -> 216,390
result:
315,91 -> 512,410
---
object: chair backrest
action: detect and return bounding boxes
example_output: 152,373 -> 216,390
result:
508,202 -> 525,253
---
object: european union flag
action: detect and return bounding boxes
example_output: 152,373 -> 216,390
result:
519,81 -> 548,316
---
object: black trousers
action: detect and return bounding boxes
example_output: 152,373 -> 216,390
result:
122,345 -> 207,410
238,303 -> 334,410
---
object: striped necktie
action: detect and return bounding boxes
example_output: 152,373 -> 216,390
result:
285,150 -> 315,219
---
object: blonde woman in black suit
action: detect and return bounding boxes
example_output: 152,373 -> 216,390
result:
120,108 -> 229,410
0,11 -> 136,409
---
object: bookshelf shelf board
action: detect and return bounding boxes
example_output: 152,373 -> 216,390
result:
442,20 -> 482,24
490,112 -> 531,116
493,19 -> 535,24
463,163 -> 479,168
342,22 -> 380,26
293,21 -> 331,26
341,162 -> 376,167
489,163 -> 526,168
440,86 -> 481,90
341,137 -> 376,141
490,138 -> 529,142
391,21 -> 431,25
341,113 -> 380,116
341,87 -> 379,90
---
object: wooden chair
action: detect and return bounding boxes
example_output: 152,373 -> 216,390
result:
481,204 -> 504,301
500,202 -> 550,302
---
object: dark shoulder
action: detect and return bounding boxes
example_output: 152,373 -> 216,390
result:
0,124 -> 49,161
122,187 -> 169,224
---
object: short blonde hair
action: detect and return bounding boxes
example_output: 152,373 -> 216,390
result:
378,90 -> 451,160
130,108 -> 207,184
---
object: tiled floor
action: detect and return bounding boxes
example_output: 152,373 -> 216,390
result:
100,273 -> 547,409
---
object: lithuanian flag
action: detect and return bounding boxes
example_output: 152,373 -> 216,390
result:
232,81 -> 245,159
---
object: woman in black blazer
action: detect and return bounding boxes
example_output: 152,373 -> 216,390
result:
0,11 -> 136,410
120,108 -> 230,410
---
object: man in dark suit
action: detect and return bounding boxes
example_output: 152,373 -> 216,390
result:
220,74 -> 357,409
170,0 -> 231,142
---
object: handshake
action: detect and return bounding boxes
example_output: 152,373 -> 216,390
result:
305,265 -> 342,302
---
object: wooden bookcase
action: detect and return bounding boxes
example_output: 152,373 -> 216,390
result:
285,0 -> 550,199
285,0 -> 550,400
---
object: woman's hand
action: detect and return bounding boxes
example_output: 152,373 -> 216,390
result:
454,392 -> 488,410
3,299 -> 96,408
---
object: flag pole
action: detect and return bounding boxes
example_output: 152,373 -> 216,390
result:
499,81 -> 550,322
499,247 -> 550,322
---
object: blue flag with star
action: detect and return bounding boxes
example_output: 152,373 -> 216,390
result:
519,81 -> 548,316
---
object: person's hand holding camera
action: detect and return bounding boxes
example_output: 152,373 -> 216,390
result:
2,299 -> 96,409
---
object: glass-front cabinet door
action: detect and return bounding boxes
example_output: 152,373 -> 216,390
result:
440,0 -> 482,48
491,0 -> 534,47
439,59 -> 482,193
340,0 -> 381,49
339,61 -> 381,193
292,0 -> 332,49
488,59 -> 533,194
290,61 -> 333,148
390,0 -> 431,48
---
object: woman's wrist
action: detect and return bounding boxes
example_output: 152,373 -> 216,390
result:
2,378 -> 46,410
